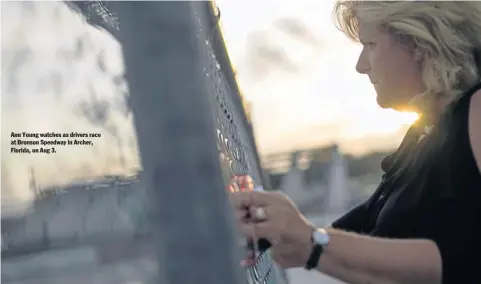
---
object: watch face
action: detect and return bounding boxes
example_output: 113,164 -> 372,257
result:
313,229 -> 330,245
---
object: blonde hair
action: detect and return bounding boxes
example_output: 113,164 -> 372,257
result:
333,1 -> 481,102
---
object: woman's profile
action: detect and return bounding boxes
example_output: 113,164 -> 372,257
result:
230,1 -> 481,284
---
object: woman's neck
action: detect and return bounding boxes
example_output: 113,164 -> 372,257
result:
407,93 -> 451,125
423,98 -> 450,125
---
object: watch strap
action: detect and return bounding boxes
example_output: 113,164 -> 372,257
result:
304,243 -> 323,270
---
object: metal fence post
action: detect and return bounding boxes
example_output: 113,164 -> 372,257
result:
115,2 -> 245,284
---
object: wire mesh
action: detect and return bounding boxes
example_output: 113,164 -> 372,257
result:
2,1 -> 288,283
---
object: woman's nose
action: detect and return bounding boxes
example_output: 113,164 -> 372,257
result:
356,59 -> 370,74
355,50 -> 370,74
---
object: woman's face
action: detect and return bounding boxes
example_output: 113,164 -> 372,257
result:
356,21 -> 425,110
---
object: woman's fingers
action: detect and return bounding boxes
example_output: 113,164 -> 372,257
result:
252,222 -> 279,244
239,221 -> 255,237
230,191 -> 272,209
229,192 -> 251,210
241,248 -> 256,267
250,191 -> 275,207
234,208 -> 250,221
238,221 -> 279,244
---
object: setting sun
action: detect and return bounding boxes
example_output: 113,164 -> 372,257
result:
350,110 -> 419,138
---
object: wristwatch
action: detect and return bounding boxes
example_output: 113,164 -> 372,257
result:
304,228 -> 330,270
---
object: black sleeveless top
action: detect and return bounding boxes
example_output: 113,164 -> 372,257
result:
332,82 -> 481,284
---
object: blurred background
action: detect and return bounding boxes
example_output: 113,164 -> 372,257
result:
1,1 -> 418,284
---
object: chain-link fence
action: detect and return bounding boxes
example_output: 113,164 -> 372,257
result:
2,1 -> 288,284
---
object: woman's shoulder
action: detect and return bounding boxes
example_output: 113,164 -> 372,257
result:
427,84 -> 481,192
447,83 -> 481,178
468,88 -> 481,175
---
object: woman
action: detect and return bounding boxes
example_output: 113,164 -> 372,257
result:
230,2 -> 481,284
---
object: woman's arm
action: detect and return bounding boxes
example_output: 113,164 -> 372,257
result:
315,228 -> 442,284
315,90 -> 481,284
468,90 -> 481,173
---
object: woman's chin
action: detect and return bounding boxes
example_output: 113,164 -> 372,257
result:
376,94 -> 395,109
376,94 -> 416,112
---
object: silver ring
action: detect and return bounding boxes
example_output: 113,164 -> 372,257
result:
254,207 -> 267,221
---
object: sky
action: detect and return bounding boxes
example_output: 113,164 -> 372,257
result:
215,0 -> 418,155
1,1 -> 417,208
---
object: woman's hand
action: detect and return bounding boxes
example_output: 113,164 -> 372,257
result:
230,191 -> 316,268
